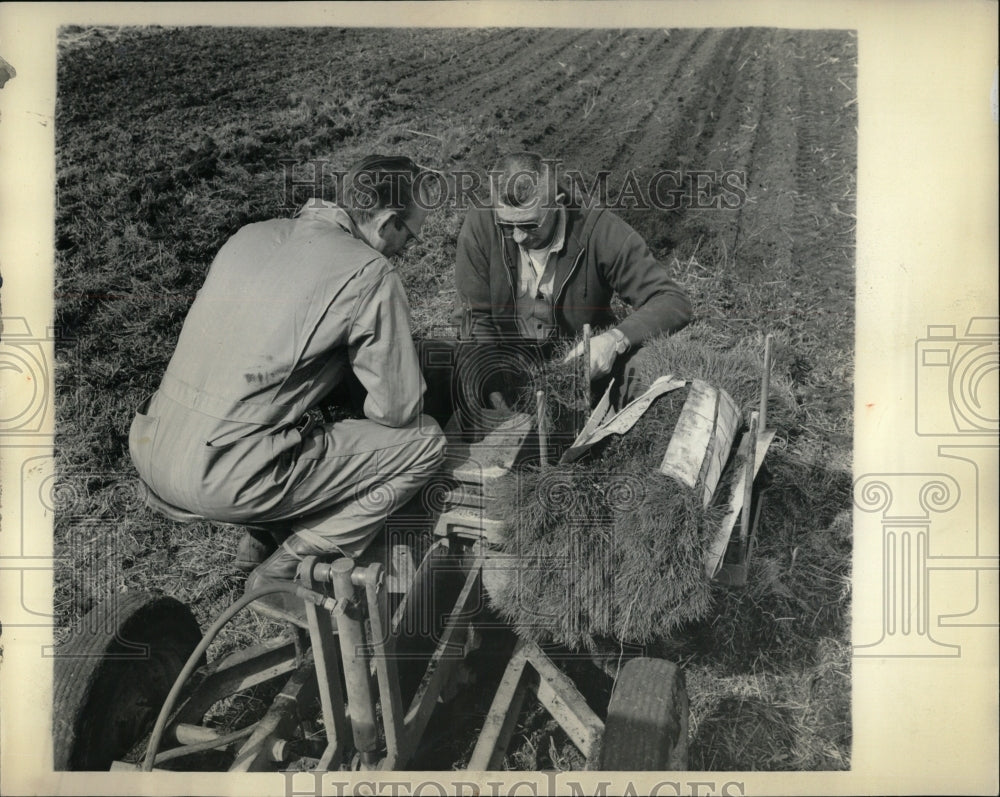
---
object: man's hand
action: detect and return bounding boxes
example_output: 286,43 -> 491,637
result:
562,332 -> 619,380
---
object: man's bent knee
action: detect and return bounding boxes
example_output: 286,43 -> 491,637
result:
413,413 -> 446,474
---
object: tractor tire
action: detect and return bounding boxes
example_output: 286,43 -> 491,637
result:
53,592 -> 202,770
599,657 -> 689,771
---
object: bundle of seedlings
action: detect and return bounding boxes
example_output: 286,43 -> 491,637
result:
486,325 -> 799,650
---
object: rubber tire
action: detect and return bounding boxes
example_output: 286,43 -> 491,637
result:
599,657 -> 689,770
53,592 -> 202,770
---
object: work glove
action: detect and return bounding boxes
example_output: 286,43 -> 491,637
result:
561,331 -> 619,380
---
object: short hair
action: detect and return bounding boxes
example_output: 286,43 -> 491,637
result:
343,154 -> 426,223
490,152 -> 558,210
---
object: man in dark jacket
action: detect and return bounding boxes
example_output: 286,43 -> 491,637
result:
454,152 -> 692,392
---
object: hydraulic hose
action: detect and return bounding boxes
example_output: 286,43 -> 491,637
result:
142,582 -> 335,772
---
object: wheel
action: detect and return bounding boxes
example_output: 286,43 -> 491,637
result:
53,592 -> 202,770
599,657 -> 689,770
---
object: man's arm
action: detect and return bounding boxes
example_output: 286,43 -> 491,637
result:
348,264 -> 425,427
599,213 -> 693,345
454,209 -> 504,341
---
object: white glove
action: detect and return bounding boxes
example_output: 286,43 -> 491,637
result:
561,332 -> 620,380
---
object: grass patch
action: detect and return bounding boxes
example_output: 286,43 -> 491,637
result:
487,326 -> 801,649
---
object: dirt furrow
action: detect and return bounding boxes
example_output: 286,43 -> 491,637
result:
498,30 -> 619,135
789,35 -> 856,294
539,28 -> 708,193
396,28 -> 527,95
729,30 -> 800,277
519,29 -> 678,155
612,28 -> 767,255
604,29 -> 730,174
421,29 -> 595,111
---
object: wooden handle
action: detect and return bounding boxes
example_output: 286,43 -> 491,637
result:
579,324 -> 592,438
740,411 -> 759,545
536,390 -> 548,468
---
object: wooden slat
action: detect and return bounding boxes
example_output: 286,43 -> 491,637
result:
597,375 -> 686,438
659,379 -> 718,487
400,563 -> 482,755
703,429 -> 775,578
564,375 -> 686,464
467,641 -> 530,771
522,641 -> 604,762
713,491 -> 768,587
536,390 -> 548,467
561,379 -> 615,463
229,658 -> 318,772
700,388 -> 741,507
174,637 -> 298,725
759,334 -> 773,431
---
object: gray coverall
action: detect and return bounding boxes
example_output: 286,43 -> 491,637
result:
129,204 -> 445,557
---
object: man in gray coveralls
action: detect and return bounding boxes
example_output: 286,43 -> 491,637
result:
129,155 -> 445,615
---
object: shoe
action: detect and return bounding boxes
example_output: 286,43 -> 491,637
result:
244,541 -> 308,626
234,528 -> 278,572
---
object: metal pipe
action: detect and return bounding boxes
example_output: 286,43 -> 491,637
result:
312,558 -> 374,589
759,334 -> 773,431
363,562 -> 404,767
330,558 -> 379,756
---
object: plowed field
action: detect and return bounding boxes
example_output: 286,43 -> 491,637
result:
54,26 -> 856,770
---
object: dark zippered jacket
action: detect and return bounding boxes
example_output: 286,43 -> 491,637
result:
453,203 -> 692,344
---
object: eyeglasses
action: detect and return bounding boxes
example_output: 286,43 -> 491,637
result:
496,220 -> 542,235
495,206 -> 554,236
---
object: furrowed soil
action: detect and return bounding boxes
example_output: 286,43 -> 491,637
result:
53,27 -> 856,771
